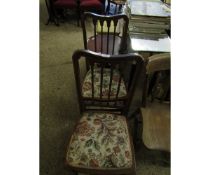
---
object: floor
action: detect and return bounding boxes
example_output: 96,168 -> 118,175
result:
40,1 -> 170,174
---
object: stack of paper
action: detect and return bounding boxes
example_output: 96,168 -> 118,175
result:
125,0 -> 171,35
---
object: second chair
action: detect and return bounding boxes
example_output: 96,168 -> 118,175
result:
81,12 -> 129,55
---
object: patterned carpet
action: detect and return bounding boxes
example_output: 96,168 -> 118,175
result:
40,0 -> 170,174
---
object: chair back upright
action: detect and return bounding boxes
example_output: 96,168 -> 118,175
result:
72,49 -> 145,116
81,12 -> 129,55
146,53 -> 171,74
142,53 -> 171,106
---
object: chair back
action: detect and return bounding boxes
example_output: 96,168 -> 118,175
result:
146,53 -> 170,74
142,53 -> 170,106
81,12 -> 129,55
72,49 -> 145,115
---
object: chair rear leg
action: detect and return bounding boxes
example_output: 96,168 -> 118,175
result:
46,12 -> 59,26
53,8 -> 60,26
77,6 -> 80,27
45,0 -> 59,26
45,0 -> 52,25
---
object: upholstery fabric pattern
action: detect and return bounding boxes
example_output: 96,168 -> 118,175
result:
66,112 -> 133,168
82,68 -> 127,99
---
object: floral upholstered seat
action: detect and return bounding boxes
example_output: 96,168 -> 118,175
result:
66,112 -> 133,169
82,68 -> 127,99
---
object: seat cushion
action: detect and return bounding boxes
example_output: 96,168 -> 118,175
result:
82,68 -> 127,99
80,0 -> 104,10
54,0 -> 77,8
66,112 -> 133,168
142,101 -> 170,151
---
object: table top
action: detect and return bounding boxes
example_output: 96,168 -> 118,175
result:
130,33 -> 170,53
122,0 -> 171,53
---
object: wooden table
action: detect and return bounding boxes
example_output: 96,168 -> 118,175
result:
125,0 -> 171,54
129,33 -> 170,53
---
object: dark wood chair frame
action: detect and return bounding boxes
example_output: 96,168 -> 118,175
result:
81,12 -> 129,55
45,0 -> 59,25
72,49 -> 145,116
66,49 -> 145,175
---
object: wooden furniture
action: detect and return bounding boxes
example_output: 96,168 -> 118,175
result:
45,0 -> 57,25
79,0 -> 105,15
125,0 -> 171,53
129,33 -> 171,53
141,101 -> 170,151
72,49 -> 145,114
142,53 -> 170,106
45,0 -> 80,26
81,12 -> 129,55
65,49 -> 145,175
132,53 -> 170,152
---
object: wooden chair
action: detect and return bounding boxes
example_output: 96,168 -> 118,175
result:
140,101 -> 170,151
45,0 -> 57,25
79,0 -> 106,15
81,12 -> 129,55
142,53 -> 171,106
45,0 -> 80,26
133,53 -> 170,152
65,49 -> 145,175
106,0 -> 126,15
